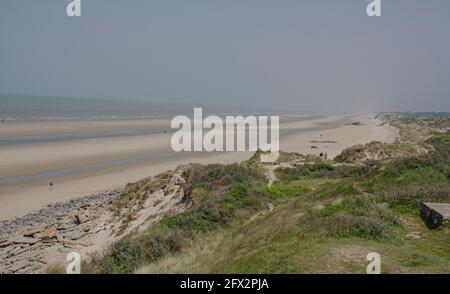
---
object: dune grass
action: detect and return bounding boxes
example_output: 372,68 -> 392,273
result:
84,135 -> 450,274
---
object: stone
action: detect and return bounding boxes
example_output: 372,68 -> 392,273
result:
63,241 -> 82,249
57,223 -> 76,231
65,231 -> 86,241
23,225 -> 46,237
20,263 -> 42,274
10,250 -> 42,262
1,245 -> 18,257
35,227 -> 57,240
30,258 -> 46,265
0,239 -> 12,248
13,237 -> 40,245
73,241 -> 93,247
4,260 -> 31,273
74,212 -> 88,224
11,245 -> 30,257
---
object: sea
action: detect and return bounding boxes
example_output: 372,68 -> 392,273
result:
0,94 -> 199,122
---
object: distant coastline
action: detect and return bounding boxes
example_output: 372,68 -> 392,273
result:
0,94 -> 278,122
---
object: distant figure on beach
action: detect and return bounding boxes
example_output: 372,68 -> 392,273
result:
49,181 -> 54,191
324,153 -> 328,160
319,152 -> 324,158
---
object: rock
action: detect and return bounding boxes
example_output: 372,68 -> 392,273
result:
76,241 -> 93,247
41,239 -> 57,244
0,239 -> 12,248
35,227 -> 57,240
10,250 -> 42,262
63,241 -> 82,249
20,263 -> 42,274
74,212 -> 88,224
64,240 -> 92,248
23,225 -> 46,237
13,237 -> 40,245
90,225 -> 106,234
65,231 -> 86,241
80,223 -> 92,232
10,245 -> 30,257
30,258 -> 46,264
57,223 -> 76,231
4,260 -> 31,273
1,245 -> 18,257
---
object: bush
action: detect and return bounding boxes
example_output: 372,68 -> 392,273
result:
379,185 -> 450,208
266,182 -> 309,197
229,183 -> 250,204
93,229 -> 185,274
275,163 -> 360,182
312,214 -> 394,240
307,193 -> 399,240
364,150 -> 450,208
184,163 -> 266,195
427,134 -> 450,160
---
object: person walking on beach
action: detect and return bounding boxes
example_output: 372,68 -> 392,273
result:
49,181 -> 54,191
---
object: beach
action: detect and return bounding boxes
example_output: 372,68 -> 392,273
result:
0,114 -> 397,220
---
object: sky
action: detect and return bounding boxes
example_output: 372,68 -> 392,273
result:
1,0 -> 450,113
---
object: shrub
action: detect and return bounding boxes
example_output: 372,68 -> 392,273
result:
379,185 -> 450,208
185,163 -> 266,194
313,214 -> 394,240
229,183 -> 250,204
92,229 -> 186,274
266,182 -> 309,197
275,164 -> 360,182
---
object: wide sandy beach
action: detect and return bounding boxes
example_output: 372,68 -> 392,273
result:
0,114 -> 397,219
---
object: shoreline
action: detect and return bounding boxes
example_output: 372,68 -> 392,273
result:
0,114 -> 397,220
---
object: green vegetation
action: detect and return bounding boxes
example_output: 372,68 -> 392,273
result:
266,181 -> 310,197
84,119 -> 450,274
86,162 -> 271,273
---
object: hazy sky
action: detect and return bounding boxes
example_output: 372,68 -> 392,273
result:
1,0 -> 450,112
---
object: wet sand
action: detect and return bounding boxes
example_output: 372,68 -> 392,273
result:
0,114 -> 397,219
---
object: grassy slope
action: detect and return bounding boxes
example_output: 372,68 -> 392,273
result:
85,132 -> 450,274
